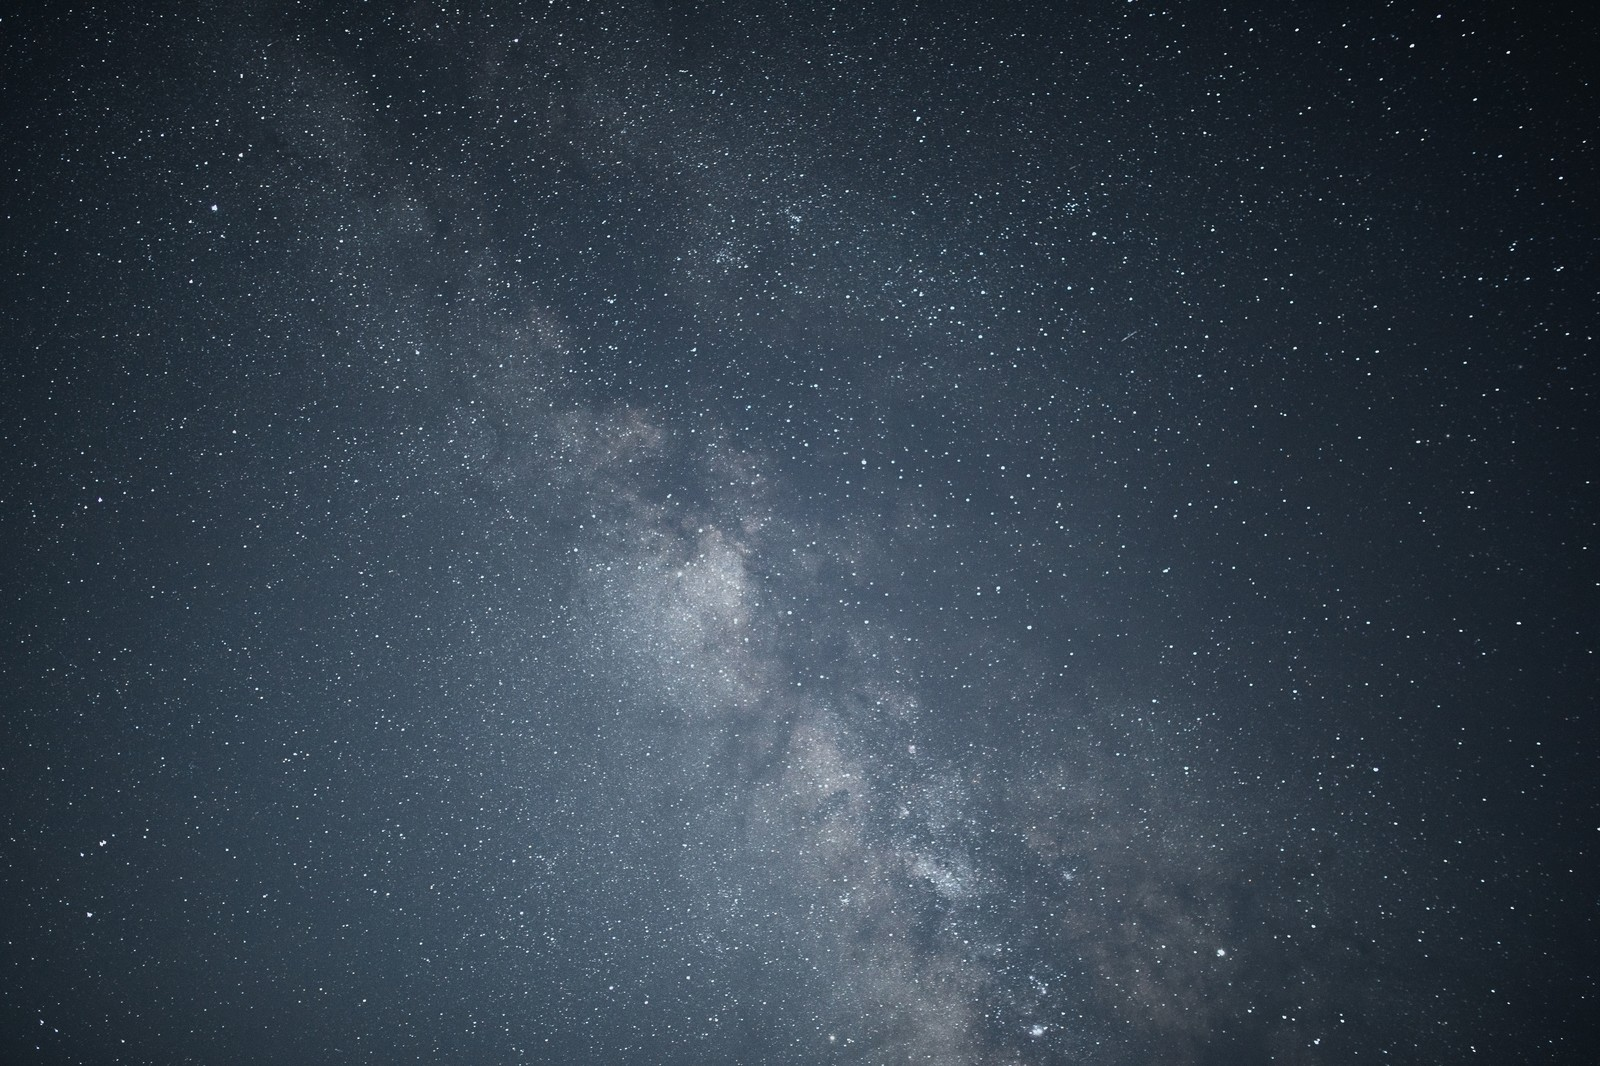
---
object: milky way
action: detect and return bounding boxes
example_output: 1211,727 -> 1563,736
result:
3,3 -> 1592,1064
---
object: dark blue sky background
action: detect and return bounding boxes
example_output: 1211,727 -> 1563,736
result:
3,1 -> 1594,1063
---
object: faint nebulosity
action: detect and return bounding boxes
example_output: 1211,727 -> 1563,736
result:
2,2 -> 1592,1064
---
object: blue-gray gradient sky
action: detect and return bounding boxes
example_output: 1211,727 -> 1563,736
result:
3,2 -> 1593,1063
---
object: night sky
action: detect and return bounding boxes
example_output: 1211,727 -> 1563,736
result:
3,2 -> 1595,1063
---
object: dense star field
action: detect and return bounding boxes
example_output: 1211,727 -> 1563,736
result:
2,2 -> 1594,1063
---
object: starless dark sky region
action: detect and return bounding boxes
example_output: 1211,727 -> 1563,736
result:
1,1 -> 1595,1063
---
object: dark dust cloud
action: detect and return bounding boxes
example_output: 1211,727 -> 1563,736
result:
2,2 -> 1593,1063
